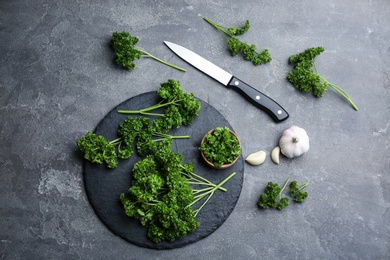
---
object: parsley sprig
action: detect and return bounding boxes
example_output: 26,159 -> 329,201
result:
257,178 -> 309,210
203,17 -> 272,65
257,179 -> 290,210
111,31 -> 186,72
120,138 -> 236,242
287,47 -> 358,110
289,181 -> 309,202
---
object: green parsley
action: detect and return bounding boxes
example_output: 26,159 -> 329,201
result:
203,17 -> 272,65
289,181 -> 309,203
199,127 -> 241,168
120,138 -> 236,242
76,132 -> 123,169
257,178 -> 290,210
257,178 -> 309,210
118,79 -> 201,126
111,31 -> 186,72
287,46 -> 358,110
76,79 -> 201,168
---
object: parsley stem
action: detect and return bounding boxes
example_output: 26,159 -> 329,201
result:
189,181 -> 216,187
124,112 -> 165,116
193,191 -> 214,217
318,75 -> 359,111
188,171 -> 227,191
117,99 -> 182,115
279,178 -> 290,200
189,181 -> 227,192
212,171 -> 236,191
192,186 -> 214,194
203,17 -> 233,38
187,172 -> 236,213
299,183 -> 309,191
109,138 -> 122,146
153,134 -> 190,140
189,192 -> 209,207
193,191 -> 211,200
182,169 -> 227,192
313,62 -> 358,111
139,49 -> 186,72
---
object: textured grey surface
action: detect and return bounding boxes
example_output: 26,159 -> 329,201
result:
1,0 -> 389,259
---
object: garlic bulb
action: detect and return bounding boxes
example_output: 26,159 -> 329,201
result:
245,150 -> 266,165
279,126 -> 309,158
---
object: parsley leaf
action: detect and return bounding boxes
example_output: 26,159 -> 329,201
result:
204,17 -> 272,66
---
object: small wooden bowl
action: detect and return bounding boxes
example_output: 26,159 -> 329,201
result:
200,129 -> 241,169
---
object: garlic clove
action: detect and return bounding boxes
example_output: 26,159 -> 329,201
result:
271,146 -> 280,164
245,150 -> 266,165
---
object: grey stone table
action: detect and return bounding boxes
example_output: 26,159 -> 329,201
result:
1,0 -> 389,259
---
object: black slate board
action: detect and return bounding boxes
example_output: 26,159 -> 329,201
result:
83,92 -> 244,249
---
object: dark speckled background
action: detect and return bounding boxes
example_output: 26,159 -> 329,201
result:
1,0 -> 389,259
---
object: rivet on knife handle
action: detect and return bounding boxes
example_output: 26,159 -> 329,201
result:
227,77 -> 289,122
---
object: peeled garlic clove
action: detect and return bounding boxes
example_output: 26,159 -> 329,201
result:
271,146 -> 280,165
245,150 -> 266,165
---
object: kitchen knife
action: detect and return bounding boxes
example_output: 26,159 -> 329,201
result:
164,41 -> 289,122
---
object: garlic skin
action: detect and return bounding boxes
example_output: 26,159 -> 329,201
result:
245,150 -> 266,165
271,146 -> 280,164
279,126 -> 309,158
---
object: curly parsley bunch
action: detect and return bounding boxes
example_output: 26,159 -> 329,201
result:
257,178 -> 309,210
257,179 -> 290,210
111,31 -> 186,72
120,138 -> 236,242
199,127 -> 241,168
287,47 -> 358,110
76,79 -> 201,168
204,17 -> 272,66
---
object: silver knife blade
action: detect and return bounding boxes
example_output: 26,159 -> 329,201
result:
164,41 -> 289,122
164,41 -> 233,85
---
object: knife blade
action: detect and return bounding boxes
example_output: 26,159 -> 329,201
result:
164,41 -> 289,122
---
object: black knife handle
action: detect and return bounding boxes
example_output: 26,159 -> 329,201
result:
227,76 -> 289,122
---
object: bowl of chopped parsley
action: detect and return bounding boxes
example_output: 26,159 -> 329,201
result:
199,127 -> 242,169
